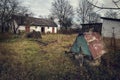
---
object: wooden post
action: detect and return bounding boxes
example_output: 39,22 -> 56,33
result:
111,27 -> 116,52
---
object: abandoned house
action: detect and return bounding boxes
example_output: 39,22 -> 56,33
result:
81,23 -> 102,34
11,15 -> 58,34
101,17 -> 120,39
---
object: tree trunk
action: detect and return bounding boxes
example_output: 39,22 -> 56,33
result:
1,26 -> 4,33
13,28 -> 17,34
13,24 -> 18,34
1,23 -> 5,33
65,26 -> 68,30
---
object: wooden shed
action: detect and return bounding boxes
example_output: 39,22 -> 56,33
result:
81,23 -> 102,34
101,17 -> 120,39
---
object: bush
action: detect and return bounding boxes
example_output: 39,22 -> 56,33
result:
58,28 -> 81,34
25,30 -> 42,39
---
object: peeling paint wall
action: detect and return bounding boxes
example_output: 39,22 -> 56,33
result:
102,20 -> 120,39
30,26 -> 41,32
44,27 -> 57,33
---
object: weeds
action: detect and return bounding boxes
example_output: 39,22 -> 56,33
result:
0,33 -> 120,80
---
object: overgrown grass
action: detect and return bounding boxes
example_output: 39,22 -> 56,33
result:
103,37 -> 120,51
0,33 -> 120,80
0,33 -> 80,80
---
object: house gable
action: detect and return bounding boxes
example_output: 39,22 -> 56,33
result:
101,17 -> 120,39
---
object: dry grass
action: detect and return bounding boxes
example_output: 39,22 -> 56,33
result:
103,37 -> 120,51
0,33 -> 80,80
0,33 -> 120,80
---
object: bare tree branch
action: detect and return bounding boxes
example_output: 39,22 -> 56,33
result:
112,0 -> 120,8
77,0 -> 101,24
113,0 -> 120,3
0,0 -> 32,33
51,0 -> 74,29
87,0 -> 120,9
105,9 -> 118,18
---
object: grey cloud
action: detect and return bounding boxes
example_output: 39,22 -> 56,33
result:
19,0 -> 120,17
19,0 -> 53,17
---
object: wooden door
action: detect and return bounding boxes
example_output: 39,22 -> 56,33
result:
52,27 -> 54,33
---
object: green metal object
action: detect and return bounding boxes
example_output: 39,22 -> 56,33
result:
70,35 -> 91,56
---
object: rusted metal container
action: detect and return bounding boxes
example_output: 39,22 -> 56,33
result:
84,32 -> 106,59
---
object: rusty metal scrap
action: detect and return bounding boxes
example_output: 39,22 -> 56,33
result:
84,32 -> 106,59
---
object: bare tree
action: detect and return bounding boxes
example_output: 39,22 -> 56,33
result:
87,0 -> 120,19
105,10 -> 118,18
89,12 -> 101,23
0,0 -> 31,33
16,6 -> 32,16
51,0 -> 74,29
77,0 -> 100,24
77,0 -> 91,24
0,0 -> 18,32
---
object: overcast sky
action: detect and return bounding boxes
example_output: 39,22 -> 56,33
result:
19,0 -> 120,17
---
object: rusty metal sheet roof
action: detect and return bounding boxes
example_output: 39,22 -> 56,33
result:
84,32 -> 106,59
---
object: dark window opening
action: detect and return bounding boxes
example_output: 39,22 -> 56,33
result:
41,27 -> 44,33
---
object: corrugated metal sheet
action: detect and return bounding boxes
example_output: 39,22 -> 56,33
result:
84,32 -> 106,59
